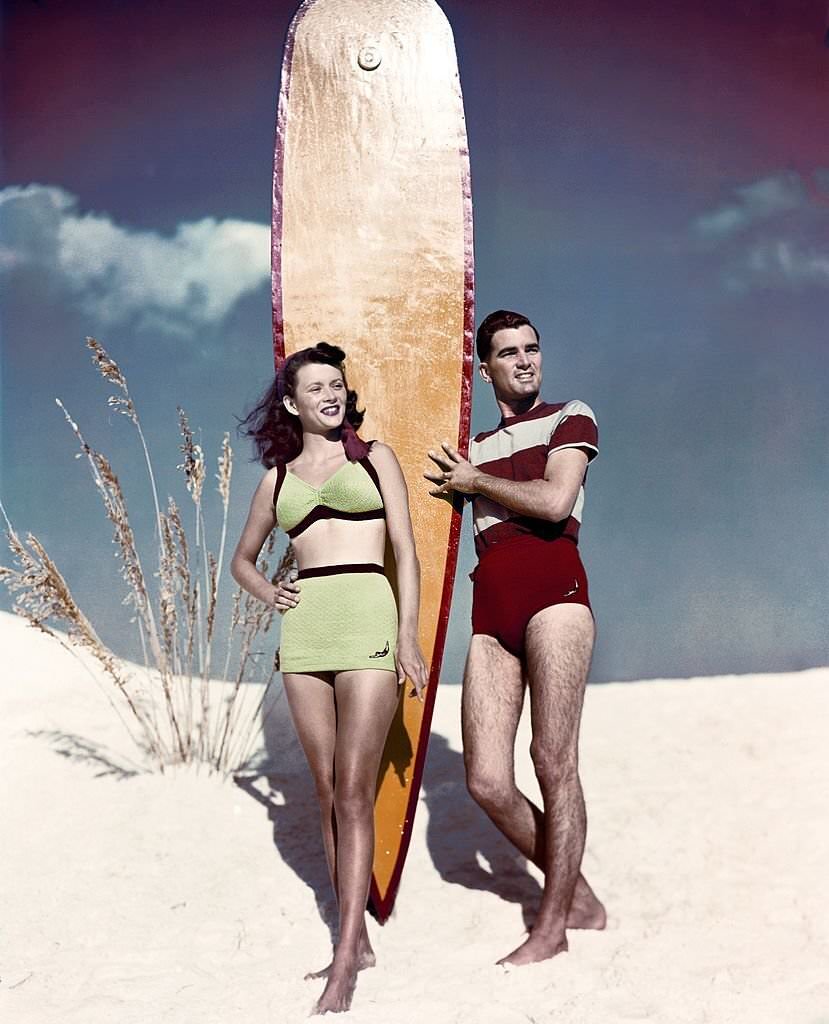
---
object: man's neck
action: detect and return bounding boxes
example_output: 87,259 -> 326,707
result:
494,394 -> 543,422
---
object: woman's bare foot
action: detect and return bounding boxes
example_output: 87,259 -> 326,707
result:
314,956 -> 358,1015
305,926 -> 375,980
305,946 -> 375,980
566,888 -> 607,930
497,931 -> 568,967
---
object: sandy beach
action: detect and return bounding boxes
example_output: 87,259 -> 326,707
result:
1,608 -> 827,1024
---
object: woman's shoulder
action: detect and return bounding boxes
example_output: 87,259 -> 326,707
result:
366,440 -> 399,469
365,442 -> 409,494
255,463 -> 283,506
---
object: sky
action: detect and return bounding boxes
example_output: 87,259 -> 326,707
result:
1,0 -> 827,683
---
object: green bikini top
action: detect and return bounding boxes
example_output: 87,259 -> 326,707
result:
273,456 -> 385,538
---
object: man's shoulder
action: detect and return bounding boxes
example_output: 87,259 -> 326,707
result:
559,399 -> 596,421
471,423 -> 501,445
471,400 -> 589,445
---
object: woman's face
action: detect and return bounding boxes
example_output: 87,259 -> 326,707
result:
285,362 -> 347,433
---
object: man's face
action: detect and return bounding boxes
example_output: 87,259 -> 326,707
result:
480,324 -> 542,401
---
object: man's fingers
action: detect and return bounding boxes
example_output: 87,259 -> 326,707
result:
427,449 -> 454,471
424,472 -> 452,492
440,441 -> 462,462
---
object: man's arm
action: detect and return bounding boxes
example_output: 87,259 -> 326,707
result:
426,442 -> 589,524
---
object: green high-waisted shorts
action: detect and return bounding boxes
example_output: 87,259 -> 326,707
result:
279,563 -> 398,674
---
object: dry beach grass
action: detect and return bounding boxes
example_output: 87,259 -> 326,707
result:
0,338 -> 293,775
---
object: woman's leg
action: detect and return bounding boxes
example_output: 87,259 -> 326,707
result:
315,668 -> 399,1014
282,672 -> 338,884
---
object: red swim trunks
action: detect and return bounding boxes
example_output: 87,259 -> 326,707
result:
470,534 -> 592,659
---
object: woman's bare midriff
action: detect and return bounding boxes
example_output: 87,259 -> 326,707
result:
290,517 -> 386,571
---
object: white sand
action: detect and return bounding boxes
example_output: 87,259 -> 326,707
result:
1,608 -> 828,1024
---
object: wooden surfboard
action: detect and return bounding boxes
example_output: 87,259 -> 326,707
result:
272,0 -> 473,921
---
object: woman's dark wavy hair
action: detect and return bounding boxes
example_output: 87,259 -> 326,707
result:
238,343 -> 365,468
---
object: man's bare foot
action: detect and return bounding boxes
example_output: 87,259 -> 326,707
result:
314,957 -> 358,1015
566,889 -> 607,930
497,932 -> 568,967
305,926 -> 375,980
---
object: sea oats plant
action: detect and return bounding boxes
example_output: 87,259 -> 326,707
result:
0,338 -> 293,775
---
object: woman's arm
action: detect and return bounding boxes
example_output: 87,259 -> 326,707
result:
230,468 -> 300,611
369,443 -> 429,699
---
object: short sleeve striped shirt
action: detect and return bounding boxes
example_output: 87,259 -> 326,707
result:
468,400 -> 598,556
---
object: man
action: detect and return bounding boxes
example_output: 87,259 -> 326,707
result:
426,309 -> 606,966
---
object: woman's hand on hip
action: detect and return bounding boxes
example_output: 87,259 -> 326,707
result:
271,579 -> 300,612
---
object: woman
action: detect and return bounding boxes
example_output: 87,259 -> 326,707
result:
231,342 -> 428,1015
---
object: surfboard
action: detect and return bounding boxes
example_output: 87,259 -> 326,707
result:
272,0 -> 473,921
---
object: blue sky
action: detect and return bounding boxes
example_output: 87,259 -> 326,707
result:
2,0 -> 827,681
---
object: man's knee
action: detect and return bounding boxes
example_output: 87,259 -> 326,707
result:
465,757 -> 515,812
529,739 -> 579,790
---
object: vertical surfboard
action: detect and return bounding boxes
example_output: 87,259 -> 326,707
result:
272,0 -> 473,920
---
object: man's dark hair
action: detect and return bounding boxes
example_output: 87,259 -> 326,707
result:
475,310 -> 540,362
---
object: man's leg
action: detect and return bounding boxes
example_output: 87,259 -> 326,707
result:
498,603 -> 596,966
462,633 -> 526,839
463,634 -> 605,941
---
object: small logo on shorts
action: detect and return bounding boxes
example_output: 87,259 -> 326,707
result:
563,579 -> 579,597
369,641 -> 390,659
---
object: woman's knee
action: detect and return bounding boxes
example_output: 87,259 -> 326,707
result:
333,775 -> 374,821
311,770 -> 335,809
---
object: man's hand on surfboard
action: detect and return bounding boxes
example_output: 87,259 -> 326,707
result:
425,442 -> 479,497
395,635 -> 428,702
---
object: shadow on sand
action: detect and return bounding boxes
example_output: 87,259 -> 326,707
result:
28,729 -> 141,780
233,684 -> 417,939
420,732 -> 542,930
233,686 -> 339,944
235,683 -> 542,935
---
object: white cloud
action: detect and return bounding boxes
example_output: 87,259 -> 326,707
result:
691,170 -> 829,292
738,239 -> 829,289
693,172 -> 806,240
0,184 -> 270,332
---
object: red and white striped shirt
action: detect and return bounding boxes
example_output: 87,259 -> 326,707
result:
469,400 -> 599,556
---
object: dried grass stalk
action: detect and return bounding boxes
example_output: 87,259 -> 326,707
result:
88,337 -> 163,552
1,341 -> 283,777
0,503 -> 164,768
219,542 -> 294,772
